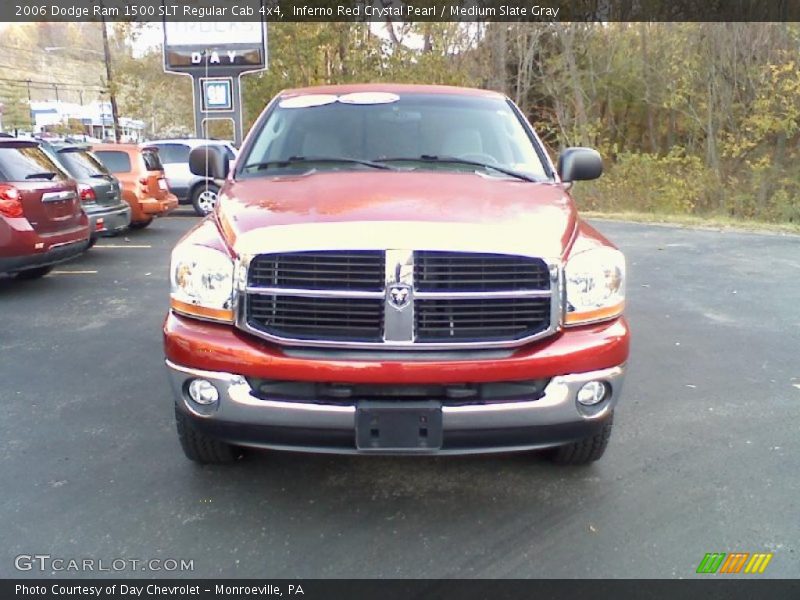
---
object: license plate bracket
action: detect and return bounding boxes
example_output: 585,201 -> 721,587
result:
356,401 -> 443,452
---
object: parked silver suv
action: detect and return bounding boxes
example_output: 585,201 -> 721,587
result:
147,139 -> 237,216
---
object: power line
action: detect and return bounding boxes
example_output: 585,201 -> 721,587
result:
0,44 -> 103,65
0,81 -> 106,92
0,47 -> 105,96
0,62 -> 105,87
0,74 -> 107,92
0,81 -> 107,94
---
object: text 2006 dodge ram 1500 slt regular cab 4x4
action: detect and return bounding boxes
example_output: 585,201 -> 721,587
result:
164,84 -> 629,465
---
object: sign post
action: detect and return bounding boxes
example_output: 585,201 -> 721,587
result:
163,20 -> 267,146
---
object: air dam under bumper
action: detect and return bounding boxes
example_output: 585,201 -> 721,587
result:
167,361 -> 625,455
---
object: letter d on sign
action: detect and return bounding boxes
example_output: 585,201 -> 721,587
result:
191,52 -> 202,64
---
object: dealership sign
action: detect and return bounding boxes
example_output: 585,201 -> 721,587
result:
162,20 -> 268,145
163,22 -> 267,72
201,78 -> 233,112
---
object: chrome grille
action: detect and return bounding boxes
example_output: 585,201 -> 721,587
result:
416,297 -> 551,342
249,251 -> 384,290
241,249 -> 558,349
247,295 -> 384,342
415,251 -> 550,292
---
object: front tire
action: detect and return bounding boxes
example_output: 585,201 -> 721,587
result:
191,182 -> 220,216
175,405 -> 243,464
15,265 -> 54,280
549,414 -> 614,465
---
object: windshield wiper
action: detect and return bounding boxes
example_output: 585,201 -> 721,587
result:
375,155 -> 541,182
242,156 -> 395,172
25,171 -> 57,180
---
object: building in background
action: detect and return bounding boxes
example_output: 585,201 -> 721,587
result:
26,100 -> 144,142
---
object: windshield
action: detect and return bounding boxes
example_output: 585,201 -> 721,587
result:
95,150 -> 131,173
240,93 -> 550,180
57,149 -> 109,179
141,148 -> 163,171
0,144 -> 68,182
153,143 -> 190,164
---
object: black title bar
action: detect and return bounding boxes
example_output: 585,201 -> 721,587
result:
8,0 -> 800,22
5,580 -> 800,600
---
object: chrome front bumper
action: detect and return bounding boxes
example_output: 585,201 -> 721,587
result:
166,360 -> 625,455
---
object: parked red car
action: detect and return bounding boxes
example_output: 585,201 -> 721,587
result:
0,139 -> 90,279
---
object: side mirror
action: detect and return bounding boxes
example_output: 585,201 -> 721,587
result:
189,145 -> 229,180
557,147 -> 603,183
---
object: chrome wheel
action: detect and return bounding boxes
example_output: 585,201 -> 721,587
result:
192,183 -> 220,216
197,189 -> 217,213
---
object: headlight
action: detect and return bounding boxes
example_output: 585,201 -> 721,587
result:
564,247 -> 625,326
170,244 -> 235,322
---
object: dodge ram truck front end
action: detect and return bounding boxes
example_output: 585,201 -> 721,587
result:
163,84 -> 629,465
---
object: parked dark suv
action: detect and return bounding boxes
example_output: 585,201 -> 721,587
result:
41,142 -> 131,244
0,139 -> 90,279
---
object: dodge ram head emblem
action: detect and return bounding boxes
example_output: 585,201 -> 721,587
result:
387,284 -> 411,309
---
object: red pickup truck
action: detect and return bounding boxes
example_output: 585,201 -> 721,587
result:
164,84 -> 629,465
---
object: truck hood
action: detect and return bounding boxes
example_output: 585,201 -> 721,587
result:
218,171 -> 577,259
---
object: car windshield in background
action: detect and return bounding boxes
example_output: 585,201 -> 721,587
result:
94,150 -> 131,174
0,145 -> 68,182
240,93 -> 550,181
155,144 -> 190,164
142,148 -> 163,171
155,143 -> 234,164
57,149 -> 109,179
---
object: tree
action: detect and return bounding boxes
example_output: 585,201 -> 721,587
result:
0,86 -> 32,132
109,24 -> 193,138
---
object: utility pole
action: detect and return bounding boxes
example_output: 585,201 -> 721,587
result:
26,80 -> 34,130
100,14 -> 121,142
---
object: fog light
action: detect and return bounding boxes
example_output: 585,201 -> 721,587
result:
188,379 -> 219,405
576,381 -> 608,406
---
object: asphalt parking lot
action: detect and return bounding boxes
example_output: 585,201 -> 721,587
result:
1,211 -> 798,578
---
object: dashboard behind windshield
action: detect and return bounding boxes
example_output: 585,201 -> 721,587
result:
239,93 -> 551,180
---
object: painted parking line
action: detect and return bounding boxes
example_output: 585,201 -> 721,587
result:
50,270 -> 98,275
94,244 -> 153,249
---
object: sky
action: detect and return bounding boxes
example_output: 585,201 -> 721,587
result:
131,22 -> 163,56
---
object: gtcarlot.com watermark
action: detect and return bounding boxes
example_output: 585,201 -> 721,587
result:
14,554 -> 194,573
